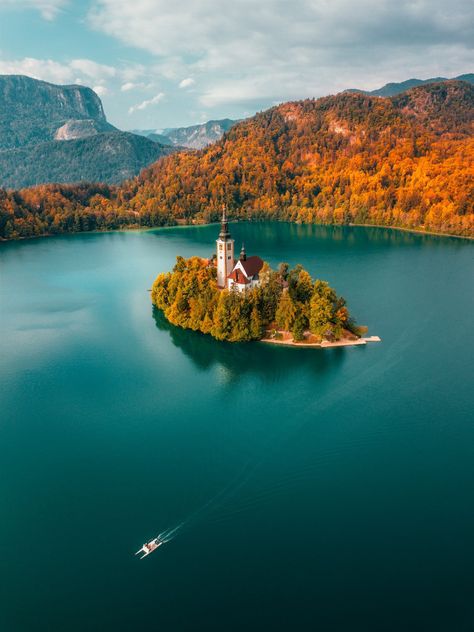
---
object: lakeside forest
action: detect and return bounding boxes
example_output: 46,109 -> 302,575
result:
151,256 -> 360,343
1,81 -> 473,240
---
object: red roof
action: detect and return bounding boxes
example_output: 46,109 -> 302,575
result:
239,256 -> 264,277
227,268 -> 250,284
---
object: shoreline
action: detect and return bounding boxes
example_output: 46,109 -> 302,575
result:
347,223 -> 473,241
1,219 -> 472,244
260,335 -> 381,349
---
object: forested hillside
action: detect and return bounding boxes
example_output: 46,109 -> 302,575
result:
0,75 -> 179,189
122,80 -> 474,237
1,81 -> 472,239
0,132 -> 176,189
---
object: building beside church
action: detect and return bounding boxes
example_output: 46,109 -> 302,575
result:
216,209 -> 263,292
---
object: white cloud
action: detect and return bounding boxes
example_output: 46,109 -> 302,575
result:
120,64 -> 147,82
0,0 -> 67,20
200,78 -> 270,107
88,0 -> 474,107
69,59 -> 116,80
0,57 -> 117,100
179,77 -> 195,89
128,92 -> 165,114
120,80 -> 154,92
0,58 -> 77,84
93,85 -> 108,96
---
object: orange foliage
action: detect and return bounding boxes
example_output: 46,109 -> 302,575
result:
1,81 -> 473,239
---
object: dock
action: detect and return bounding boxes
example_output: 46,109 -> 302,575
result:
261,335 -> 381,349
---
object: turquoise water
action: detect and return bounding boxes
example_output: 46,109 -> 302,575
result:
0,223 -> 473,631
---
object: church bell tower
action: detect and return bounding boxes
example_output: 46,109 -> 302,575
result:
216,206 -> 234,288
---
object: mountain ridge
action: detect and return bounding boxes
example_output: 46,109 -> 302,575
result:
346,73 -> 474,97
0,74 -> 115,148
0,80 -> 472,239
0,75 -> 178,187
131,118 -> 238,149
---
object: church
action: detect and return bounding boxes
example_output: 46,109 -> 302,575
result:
216,209 -> 264,292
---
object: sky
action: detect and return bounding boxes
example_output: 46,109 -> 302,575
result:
0,0 -> 472,130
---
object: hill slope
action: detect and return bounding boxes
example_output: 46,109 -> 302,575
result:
1,81 -> 473,239
0,75 -> 180,188
0,132 -> 176,189
120,80 -> 473,237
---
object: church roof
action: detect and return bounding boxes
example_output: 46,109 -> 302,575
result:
228,268 -> 251,284
239,255 -> 264,278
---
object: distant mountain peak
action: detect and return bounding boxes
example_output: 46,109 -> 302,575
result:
344,73 -> 474,97
131,118 -> 238,150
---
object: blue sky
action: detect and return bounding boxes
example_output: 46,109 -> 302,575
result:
0,0 -> 472,130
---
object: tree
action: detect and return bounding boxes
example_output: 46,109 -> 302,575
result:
151,257 -> 358,343
250,304 -> 263,339
260,264 -> 283,324
275,290 -> 296,331
292,305 -> 307,341
309,297 -> 332,335
278,262 -> 289,280
294,269 -> 313,303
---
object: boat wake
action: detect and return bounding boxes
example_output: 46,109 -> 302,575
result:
137,367 -> 376,557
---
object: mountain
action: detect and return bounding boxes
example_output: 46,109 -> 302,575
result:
0,75 -> 178,188
1,80 -> 473,239
123,80 -> 473,237
132,119 -> 238,149
346,73 -> 474,97
0,75 -> 116,148
0,131 -> 176,189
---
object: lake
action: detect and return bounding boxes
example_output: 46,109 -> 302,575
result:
0,223 -> 473,631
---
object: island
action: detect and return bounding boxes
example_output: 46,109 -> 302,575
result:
151,211 -> 379,347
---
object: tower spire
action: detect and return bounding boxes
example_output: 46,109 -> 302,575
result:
239,242 -> 246,261
219,204 -> 231,240
216,203 -> 234,288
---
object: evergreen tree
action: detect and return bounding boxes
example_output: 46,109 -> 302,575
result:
292,306 -> 307,341
211,291 -> 232,340
275,290 -> 296,331
295,269 -> 313,303
250,304 -> 263,339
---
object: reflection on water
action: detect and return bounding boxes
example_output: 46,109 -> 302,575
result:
152,306 -> 346,381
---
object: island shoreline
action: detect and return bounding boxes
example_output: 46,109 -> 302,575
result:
260,335 -> 381,349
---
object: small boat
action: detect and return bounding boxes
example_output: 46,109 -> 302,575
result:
135,537 -> 163,559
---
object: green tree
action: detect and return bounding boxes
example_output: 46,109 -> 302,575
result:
292,305 -> 308,341
211,291 -> 232,340
275,290 -> 296,331
309,280 -> 337,338
250,304 -> 263,339
294,269 -> 313,303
